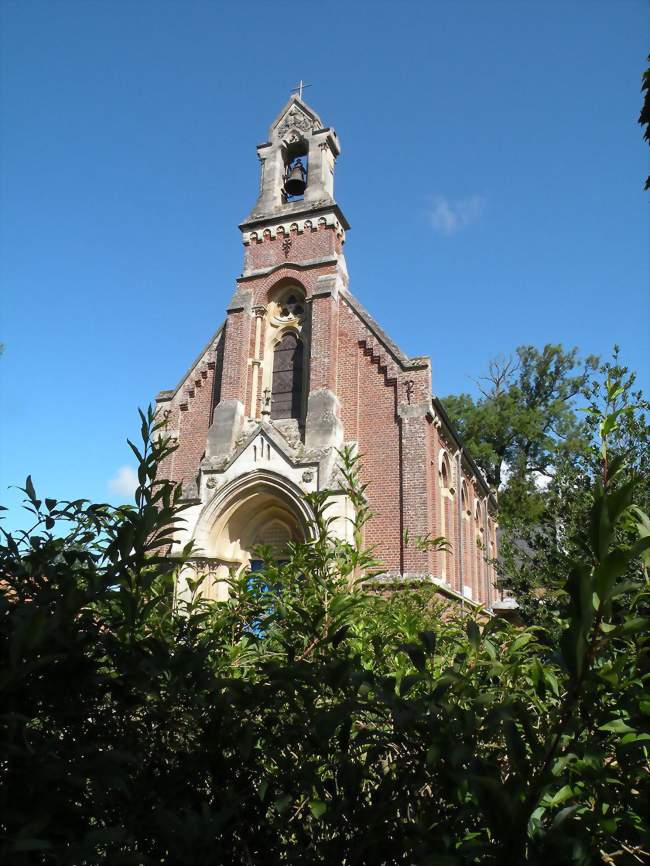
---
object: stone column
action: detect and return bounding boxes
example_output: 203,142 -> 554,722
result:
249,305 -> 266,419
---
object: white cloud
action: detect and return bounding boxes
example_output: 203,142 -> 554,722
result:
532,469 -> 553,491
499,461 -> 554,492
108,465 -> 139,498
428,195 -> 485,235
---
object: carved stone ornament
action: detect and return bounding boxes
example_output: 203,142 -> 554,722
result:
301,470 -> 314,483
206,477 -> 217,489
277,107 -> 313,138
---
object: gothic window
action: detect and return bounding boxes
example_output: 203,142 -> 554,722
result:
461,482 -> 470,516
271,331 -> 303,420
439,452 -> 452,490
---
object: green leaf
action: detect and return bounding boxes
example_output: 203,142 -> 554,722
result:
309,800 -> 327,818
598,719 -> 635,734
510,631 -> 534,653
620,733 -> 650,745
24,475 -> 37,504
529,657 -> 545,695
548,784 -> 577,807
466,620 -> 480,652
606,616 -> 650,637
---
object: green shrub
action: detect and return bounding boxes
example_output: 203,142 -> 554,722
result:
1,396 -> 648,865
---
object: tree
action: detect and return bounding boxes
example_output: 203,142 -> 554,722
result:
640,56 -> 650,190
443,344 -> 597,522
498,348 -> 650,631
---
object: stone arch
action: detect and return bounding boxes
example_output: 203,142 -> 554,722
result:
280,132 -> 308,165
184,471 -> 313,601
266,277 -> 307,305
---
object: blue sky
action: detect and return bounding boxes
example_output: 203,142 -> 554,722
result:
1,0 -> 648,527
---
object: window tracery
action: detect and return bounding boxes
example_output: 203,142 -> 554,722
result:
278,293 -> 304,320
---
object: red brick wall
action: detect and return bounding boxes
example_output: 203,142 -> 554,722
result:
155,332 -> 222,489
310,293 -> 338,391
174,363 -> 215,488
219,311 -> 252,404
347,355 -> 400,568
244,222 -> 340,272
336,302 -> 403,573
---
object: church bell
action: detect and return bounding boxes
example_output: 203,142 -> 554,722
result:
284,159 -> 307,197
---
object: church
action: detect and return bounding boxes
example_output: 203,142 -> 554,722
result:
154,94 -> 499,610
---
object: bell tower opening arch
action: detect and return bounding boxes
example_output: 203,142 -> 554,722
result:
178,470 -> 314,602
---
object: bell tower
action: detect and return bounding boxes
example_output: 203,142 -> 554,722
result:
202,93 -> 350,466
242,94 -> 346,226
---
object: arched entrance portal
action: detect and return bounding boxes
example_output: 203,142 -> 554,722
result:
183,471 -> 311,602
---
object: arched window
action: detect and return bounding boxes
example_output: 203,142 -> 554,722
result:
461,482 -> 470,516
271,331 -> 303,420
439,451 -> 451,490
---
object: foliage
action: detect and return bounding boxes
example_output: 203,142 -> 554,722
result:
1,403 -> 649,865
497,349 -> 650,633
640,56 -> 650,190
442,344 -> 597,522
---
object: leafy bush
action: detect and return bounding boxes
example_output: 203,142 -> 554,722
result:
1,398 -> 648,865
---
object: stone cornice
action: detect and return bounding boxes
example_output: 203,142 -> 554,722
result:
237,255 -> 340,281
240,202 -> 350,234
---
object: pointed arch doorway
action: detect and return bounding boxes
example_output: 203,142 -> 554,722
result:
183,471 -> 312,602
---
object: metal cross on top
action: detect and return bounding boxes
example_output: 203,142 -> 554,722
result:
290,79 -> 311,100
